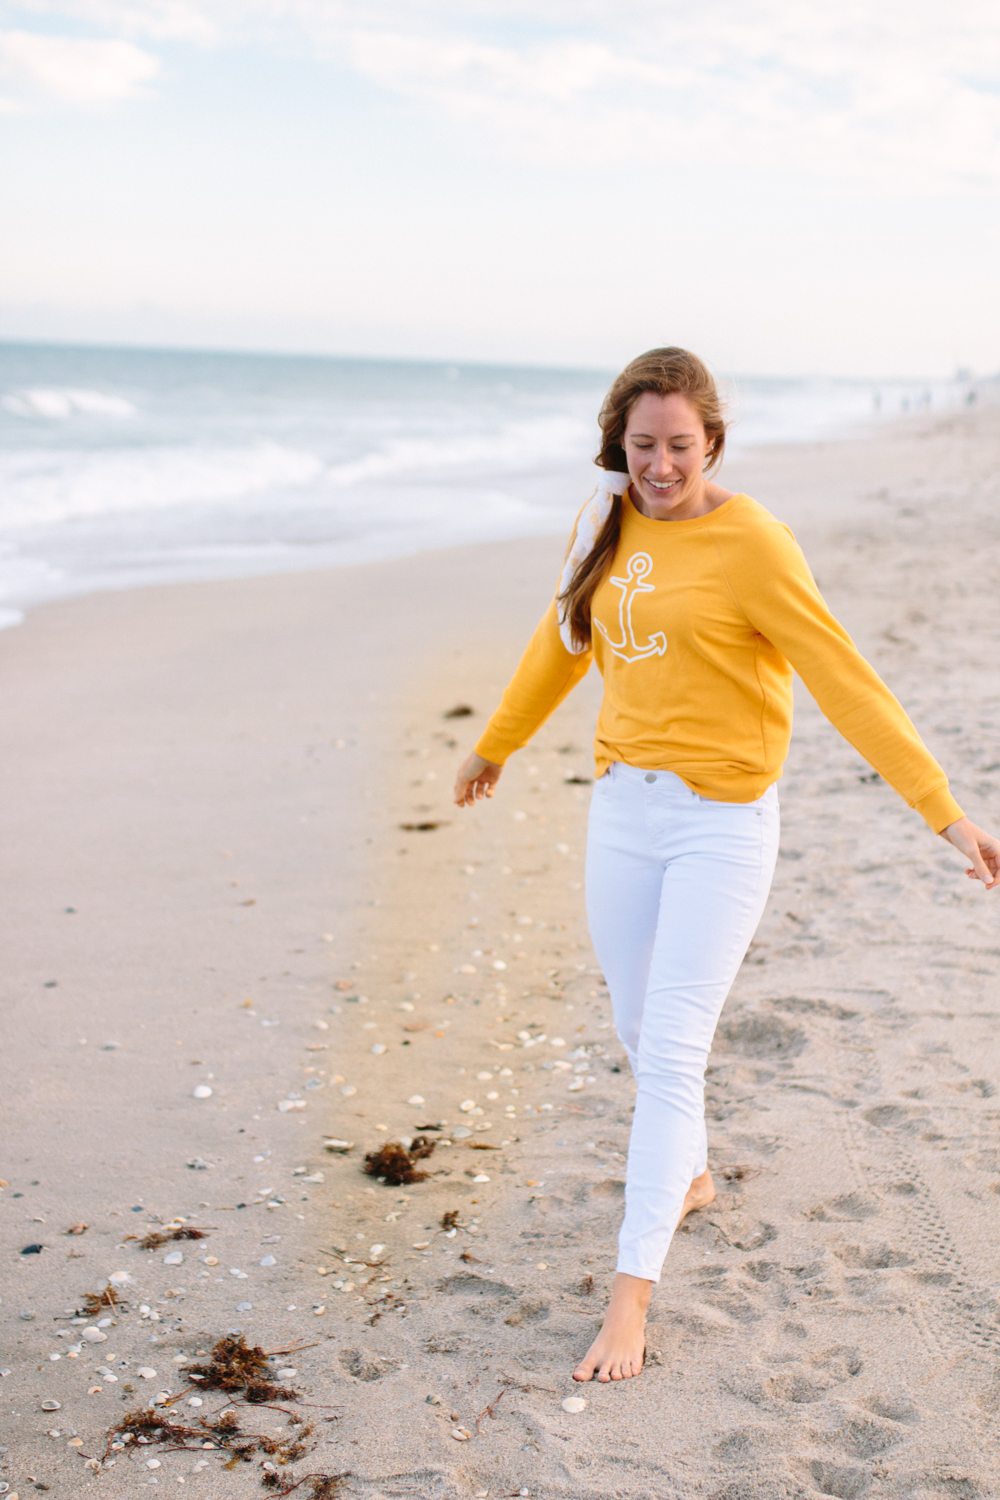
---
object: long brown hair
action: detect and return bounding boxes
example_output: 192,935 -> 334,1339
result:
558,347 -> 728,651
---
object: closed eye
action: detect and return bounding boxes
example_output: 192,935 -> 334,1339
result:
630,439 -> 694,450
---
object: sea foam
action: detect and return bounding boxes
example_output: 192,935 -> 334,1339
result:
2,387 -> 137,420
0,441 -> 324,528
0,342 -> 985,621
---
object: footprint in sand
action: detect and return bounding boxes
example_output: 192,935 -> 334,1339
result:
725,1344 -> 864,1407
832,1242 -> 913,1270
862,1392 -> 920,1425
715,1012 -> 808,1060
338,1347 -> 389,1381
806,1459 -> 873,1499
504,1298 -> 550,1326
805,1192 -> 881,1222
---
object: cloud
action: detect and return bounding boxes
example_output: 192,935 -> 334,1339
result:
15,0 -> 217,43
345,32 -> 667,106
336,3 -> 1000,189
4,0 -> 999,186
0,28 -> 159,104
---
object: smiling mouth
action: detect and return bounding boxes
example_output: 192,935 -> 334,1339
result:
645,477 -> 680,492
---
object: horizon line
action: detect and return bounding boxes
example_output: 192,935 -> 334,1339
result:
0,334 -> 993,389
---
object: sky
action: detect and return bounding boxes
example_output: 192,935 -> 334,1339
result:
1,0 -> 999,377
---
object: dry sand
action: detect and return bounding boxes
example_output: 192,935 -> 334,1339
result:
2,399 -> 1000,1500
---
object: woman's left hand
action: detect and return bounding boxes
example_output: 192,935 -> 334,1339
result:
939,817 -> 1000,889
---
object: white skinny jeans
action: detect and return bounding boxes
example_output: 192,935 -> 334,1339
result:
585,763 -> 780,1282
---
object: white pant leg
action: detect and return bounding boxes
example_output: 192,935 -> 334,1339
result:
585,767 -> 663,1075
586,764 -> 779,1283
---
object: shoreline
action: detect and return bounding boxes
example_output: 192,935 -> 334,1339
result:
2,401 -> 1000,1494
2,394 -> 995,636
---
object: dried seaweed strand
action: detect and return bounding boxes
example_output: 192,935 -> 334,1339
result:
474,1384 -> 510,1433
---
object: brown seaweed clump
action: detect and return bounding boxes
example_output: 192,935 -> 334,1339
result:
138,1226 -> 209,1250
440,1209 -> 460,1230
262,1477 -> 347,1497
79,1283 -> 121,1316
107,1407 -> 203,1452
104,1407 -> 259,1462
104,1338 -> 346,1496
363,1136 -> 436,1186
719,1164 -> 761,1183
187,1334 -> 299,1403
104,1406 -> 337,1494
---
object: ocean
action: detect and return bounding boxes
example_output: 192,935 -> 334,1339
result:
0,341 -> 977,629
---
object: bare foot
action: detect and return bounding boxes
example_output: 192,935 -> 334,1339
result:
572,1170 -> 717,1382
677,1167 -> 715,1226
572,1272 -> 651,1382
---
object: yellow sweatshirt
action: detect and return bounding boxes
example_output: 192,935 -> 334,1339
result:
475,491 -> 962,833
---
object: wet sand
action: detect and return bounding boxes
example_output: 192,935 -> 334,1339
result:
2,397 -> 1000,1498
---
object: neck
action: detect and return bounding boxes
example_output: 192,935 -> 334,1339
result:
629,477 -> 712,522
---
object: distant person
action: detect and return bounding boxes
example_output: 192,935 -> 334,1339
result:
453,347 -> 1000,1384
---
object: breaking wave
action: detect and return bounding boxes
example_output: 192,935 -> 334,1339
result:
2,387 -> 137,420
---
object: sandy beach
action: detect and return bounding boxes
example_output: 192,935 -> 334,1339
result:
2,398 -> 1000,1499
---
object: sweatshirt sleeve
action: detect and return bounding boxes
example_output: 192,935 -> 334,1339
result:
720,519 -> 963,833
475,600 -> 594,765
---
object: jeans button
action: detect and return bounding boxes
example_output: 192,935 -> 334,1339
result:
644,773 -> 656,784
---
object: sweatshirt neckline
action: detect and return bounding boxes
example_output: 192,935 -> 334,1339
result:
622,489 -> 747,534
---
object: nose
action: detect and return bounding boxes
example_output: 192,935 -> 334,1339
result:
645,444 -> 674,476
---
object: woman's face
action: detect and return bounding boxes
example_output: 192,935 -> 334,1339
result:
622,392 -> 714,520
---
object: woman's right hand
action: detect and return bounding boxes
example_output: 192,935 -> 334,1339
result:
454,751 -> 503,807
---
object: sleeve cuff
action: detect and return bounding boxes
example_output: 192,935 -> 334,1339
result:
474,730 -> 515,767
913,784 -> 964,834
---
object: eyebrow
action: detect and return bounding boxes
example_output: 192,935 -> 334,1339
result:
628,431 -> 698,440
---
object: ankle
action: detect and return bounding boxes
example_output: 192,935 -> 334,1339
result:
610,1272 -> 653,1310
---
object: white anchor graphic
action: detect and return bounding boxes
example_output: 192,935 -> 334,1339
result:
594,552 -> 668,662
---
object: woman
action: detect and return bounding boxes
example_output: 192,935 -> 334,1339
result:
452,347 -> 999,1385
